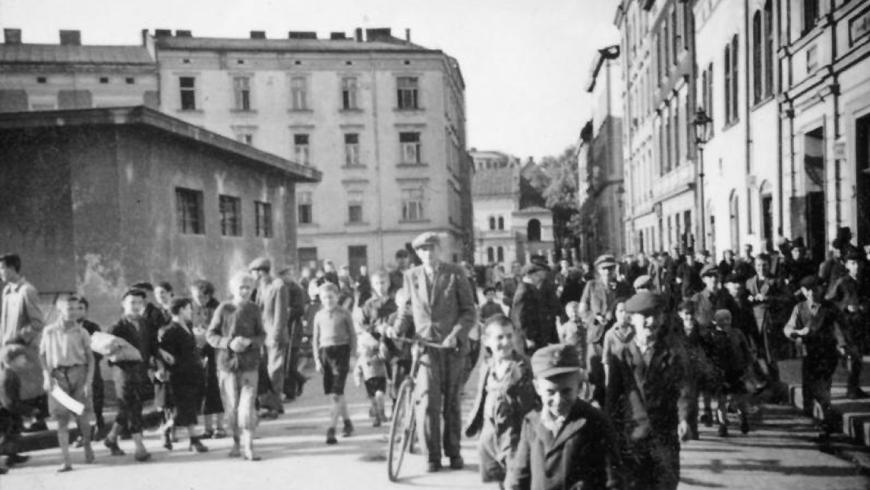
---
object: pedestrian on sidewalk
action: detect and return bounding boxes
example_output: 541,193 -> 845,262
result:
76,297 -> 105,441
158,298 -> 208,453
207,272 -> 265,461
784,275 -> 847,441
505,344 -> 621,490
249,257 -> 289,420
153,282 -> 176,449
103,289 -> 152,462
39,294 -> 96,472
676,300 -> 714,440
706,309 -> 753,437
0,344 -> 33,474
511,263 -> 549,355
357,270 -> 405,405
353,332 -> 387,427
464,315 -> 537,486
312,282 -> 356,444
826,250 -> 870,399
277,268 -> 308,401
189,280 -> 225,439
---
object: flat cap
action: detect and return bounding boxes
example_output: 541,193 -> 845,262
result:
799,275 -> 820,289
624,291 -> 665,315
522,262 -> 550,275
724,273 -> 743,284
412,231 -> 441,249
530,344 -> 585,379
845,249 -> 864,262
700,264 -> 718,278
713,309 -> 732,325
594,254 -> 617,268
122,288 -> 147,300
530,254 -> 549,267
248,257 -> 271,271
632,274 -> 652,290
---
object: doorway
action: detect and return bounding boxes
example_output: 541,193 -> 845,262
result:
348,245 -> 368,278
804,127 -> 826,262
857,114 -> 870,245
761,182 -> 774,249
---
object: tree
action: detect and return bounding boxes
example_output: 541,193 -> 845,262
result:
534,145 -> 581,259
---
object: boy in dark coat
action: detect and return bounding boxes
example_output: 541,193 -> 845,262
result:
505,344 -> 620,490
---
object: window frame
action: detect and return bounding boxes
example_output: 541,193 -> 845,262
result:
254,201 -> 273,238
175,187 -> 204,235
344,133 -> 360,166
396,76 -> 420,110
293,133 -> 311,166
401,187 -> 425,222
341,76 -> 359,110
179,76 -> 196,111
233,76 -> 252,111
290,76 -> 308,111
297,191 -> 313,225
219,194 -> 243,237
399,131 -> 422,164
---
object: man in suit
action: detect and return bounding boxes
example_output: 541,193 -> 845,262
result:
511,263 -> 552,354
249,257 -> 289,419
390,232 -> 475,472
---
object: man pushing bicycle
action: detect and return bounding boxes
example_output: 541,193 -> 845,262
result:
387,231 -> 476,473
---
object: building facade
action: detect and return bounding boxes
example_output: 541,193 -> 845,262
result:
0,28 -> 158,111
153,28 -> 473,272
616,0 -> 699,255
0,106 -> 319,327
577,45 -> 626,262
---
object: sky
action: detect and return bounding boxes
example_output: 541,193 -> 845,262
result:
0,0 -> 620,160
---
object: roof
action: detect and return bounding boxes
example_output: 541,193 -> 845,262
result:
155,36 -> 438,54
0,106 -> 320,183
0,44 -> 154,65
472,167 -> 516,196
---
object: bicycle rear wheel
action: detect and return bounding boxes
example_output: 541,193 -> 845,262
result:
387,379 -> 415,482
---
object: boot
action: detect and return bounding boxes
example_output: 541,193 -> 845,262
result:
162,426 -> 173,451
104,438 -> 125,456
228,436 -> 241,458
189,437 -> 209,453
341,419 -> 354,437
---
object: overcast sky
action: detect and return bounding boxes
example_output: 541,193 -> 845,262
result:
1,0 -> 620,160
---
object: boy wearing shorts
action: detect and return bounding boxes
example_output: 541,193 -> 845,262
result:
312,283 -> 357,444
39,295 -> 95,472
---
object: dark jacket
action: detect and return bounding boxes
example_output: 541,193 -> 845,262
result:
511,282 -> 550,348
505,399 -> 621,490
464,352 -> 538,441
159,321 -> 204,388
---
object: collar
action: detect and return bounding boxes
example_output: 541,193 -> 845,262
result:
3,277 -> 25,292
540,407 -> 566,436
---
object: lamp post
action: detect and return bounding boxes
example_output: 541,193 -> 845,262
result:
693,107 -> 712,251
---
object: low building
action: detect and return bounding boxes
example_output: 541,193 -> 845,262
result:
0,28 -> 158,111
0,106 -> 320,326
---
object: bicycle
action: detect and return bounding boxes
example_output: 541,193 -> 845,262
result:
386,336 -> 454,482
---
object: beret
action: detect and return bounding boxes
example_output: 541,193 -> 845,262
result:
624,291 -> 665,315
531,344 -> 585,379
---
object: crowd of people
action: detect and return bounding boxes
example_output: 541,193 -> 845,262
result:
0,224 -> 867,489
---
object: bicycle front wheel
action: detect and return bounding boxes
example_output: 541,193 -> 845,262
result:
387,379 -> 415,482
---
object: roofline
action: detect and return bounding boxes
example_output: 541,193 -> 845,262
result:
0,106 -> 321,183
154,37 -> 442,55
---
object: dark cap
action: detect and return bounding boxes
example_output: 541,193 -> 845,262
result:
122,288 -> 146,300
530,344 -> 584,379
700,264 -> 718,278
799,275 -> 820,290
594,254 -> 617,268
624,291 -> 665,315
412,231 -> 441,249
724,273 -> 743,284
522,262 -> 549,275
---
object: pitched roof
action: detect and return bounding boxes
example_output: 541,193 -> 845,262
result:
472,167 -> 516,197
155,36 -> 438,54
0,44 -> 154,65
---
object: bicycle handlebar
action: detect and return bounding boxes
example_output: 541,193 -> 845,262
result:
389,336 -> 454,350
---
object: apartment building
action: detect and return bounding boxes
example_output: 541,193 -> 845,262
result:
154,28 -> 473,272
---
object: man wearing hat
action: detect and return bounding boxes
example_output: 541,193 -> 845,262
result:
826,250 -> 870,398
505,344 -> 621,490
579,254 -> 631,406
717,273 -> 760,350
784,276 -> 846,439
392,232 -> 475,472
529,255 -> 562,341
248,257 -> 290,419
607,290 -> 689,490
511,262 -> 553,354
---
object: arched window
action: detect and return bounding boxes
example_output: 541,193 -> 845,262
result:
729,191 -> 740,253
487,247 -> 494,263
724,44 -> 731,122
497,246 -> 504,262
764,0 -> 774,97
489,216 -> 496,230
638,230 -> 645,253
497,216 -> 505,230
527,219 -> 541,242
731,35 -> 739,120
752,10 -> 762,103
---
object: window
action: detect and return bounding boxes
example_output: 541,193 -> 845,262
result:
663,21 -> 670,74
763,0 -> 774,97
341,77 -> 358,110
489,216 -> 496,230
497,246 -> 504,262
487,247 -> 494,263
671,7 -> 679,63
294,134 -> 310,166
706,63 -> 714,130
673,98 -> 680,166
656,33 -> 663,83
396,76 -> 419,110
401,188 -> 424,221
753,11 -> 763,103
37,77 -> 47,84
233,76 -> 251,111
255,201 -> 272,238
125,77 -> 135,84
290,76 -> 308,110
99,77 -> 109,84
180,77 -> 196,110
298,247 -> 318,269
731,35 -> 739,120
175,187 -> 204,234
498,216 -> 505,230
219,195 -> 242,237
803,0 -> 819,33
347,191 -> 364,223
806,44 -> 818,72
399,132 -> 421,164
344,133 -> 360,166
298,191 -> 313,224
527,219 -> 542,242
236,131 -> 253,145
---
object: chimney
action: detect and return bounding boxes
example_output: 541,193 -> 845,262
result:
3,28 -> 22,45
59,30 -> 81,46
175,30 -> 192,38
250,31 -> 266,39
405,28 -> 411,42
288,31 -> 317,40
330,32 -> 347,40
365,28 -> 392,42
154,29 -> 173,38
354,28 -> 363,42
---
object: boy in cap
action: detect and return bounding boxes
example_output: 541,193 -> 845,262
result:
706,309 -> 753,437
464,315 -> 537,485
784,276 -> 846,439
479,287 -> 505,322
505,343 -> 620,490
557,301 -> 585,366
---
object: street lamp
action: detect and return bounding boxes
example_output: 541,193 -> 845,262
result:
693,107 -> 712,251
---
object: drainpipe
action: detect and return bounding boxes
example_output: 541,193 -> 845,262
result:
744,0 -> 753,245
776,0 -> 784,237
369,51 -> 385,267
829,0 -> 842,229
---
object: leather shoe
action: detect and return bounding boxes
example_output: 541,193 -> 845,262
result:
426,460 -> 442,473
449,456 -> 464,470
